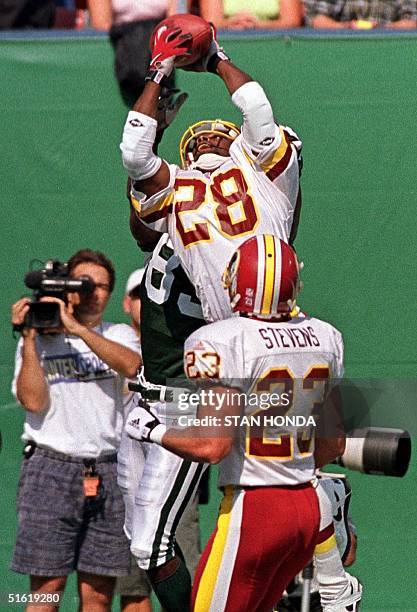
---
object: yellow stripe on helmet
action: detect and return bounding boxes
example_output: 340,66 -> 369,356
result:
260,235 -> 276,314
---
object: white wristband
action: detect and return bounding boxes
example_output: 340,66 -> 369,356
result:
120,111 -> 162,180
149,423 -> 167,445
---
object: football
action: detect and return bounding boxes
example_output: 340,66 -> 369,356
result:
151,14 -> 213,68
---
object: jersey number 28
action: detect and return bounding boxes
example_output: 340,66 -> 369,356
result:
175,168 -> 259,248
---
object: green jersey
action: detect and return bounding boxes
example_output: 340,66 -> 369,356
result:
139,234 -> 205,385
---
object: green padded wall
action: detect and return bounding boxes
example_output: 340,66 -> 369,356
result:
0,33 -> 416,610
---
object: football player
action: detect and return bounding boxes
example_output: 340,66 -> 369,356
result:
117,229 -> 208,612
119,123 -> 208,612
119,20 -> 303,612
120,22 -> 303,323
126,236 -> 362,612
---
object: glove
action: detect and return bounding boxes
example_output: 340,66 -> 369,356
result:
125,405 -> 167,444
146,27 -> 192,84
182,25 -> 230,74
156,87 -> 189,132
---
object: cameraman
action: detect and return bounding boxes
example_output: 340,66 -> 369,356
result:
10,249 -> 141,612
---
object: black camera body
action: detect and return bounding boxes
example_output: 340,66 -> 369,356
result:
24,260 -> 95,329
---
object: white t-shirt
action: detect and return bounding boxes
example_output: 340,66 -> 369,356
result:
133,125 -> 302,323
112,0 -> 167,26
184,315 -> 344,487
12,322 -> 141,457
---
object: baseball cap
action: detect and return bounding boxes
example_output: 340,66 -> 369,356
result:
125,268 -> 145,296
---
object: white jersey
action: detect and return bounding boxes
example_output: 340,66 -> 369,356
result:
12,322 -> 141,457
184,315 -> 344,487
132,125 -> 302,323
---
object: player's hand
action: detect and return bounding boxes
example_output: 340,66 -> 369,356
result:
156,88 -> 189,132
181,25 -> 230,74
149,26 -> 192,79
125,404 -> 167,444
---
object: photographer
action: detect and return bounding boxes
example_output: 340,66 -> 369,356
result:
10,249 -> 141,612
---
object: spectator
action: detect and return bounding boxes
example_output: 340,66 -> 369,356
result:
11,249 -> 141,612
303,0 -> 417,28
54,0 -> 89,29
54,0 -> 76,28
173,0 -> 201,14
87,0 -> 177,108
123,268 -> 145,338
200,0 -> 303,29
0,0 -> 56,29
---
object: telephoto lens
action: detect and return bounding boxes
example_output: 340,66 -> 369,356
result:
338,427 -> 411,477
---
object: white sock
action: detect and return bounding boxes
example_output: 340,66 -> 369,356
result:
315,544 -> 351,607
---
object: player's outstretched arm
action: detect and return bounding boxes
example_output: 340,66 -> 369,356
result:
215,58 -> 253,95
162,425 -> 233,464
123,82 -> 171,198
183,26 -> 252,94
185,28 -> 278,152
162,384 -> 242,463
120,27 -> 190,198
125,385 -> 241,464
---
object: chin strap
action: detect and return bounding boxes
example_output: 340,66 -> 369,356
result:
191,153 -> 229,171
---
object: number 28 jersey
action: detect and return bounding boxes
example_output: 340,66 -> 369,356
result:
132,126 -> 302,323
184,315 -> 344,487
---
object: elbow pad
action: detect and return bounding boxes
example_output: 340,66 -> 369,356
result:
232,81 -> 277,152
120,111 -> 162,180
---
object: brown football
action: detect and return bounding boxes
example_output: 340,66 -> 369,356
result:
150,14 -> 213,67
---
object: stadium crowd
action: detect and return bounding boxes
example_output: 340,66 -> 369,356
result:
0,0 -> 415,30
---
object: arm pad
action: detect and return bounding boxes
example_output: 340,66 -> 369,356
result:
231,81 -> 277,152
120,111 -> 162,180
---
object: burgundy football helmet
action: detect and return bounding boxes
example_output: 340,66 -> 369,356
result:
223,235 -> 301,317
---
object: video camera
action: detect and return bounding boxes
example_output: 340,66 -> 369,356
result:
22,260 -> 95,329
